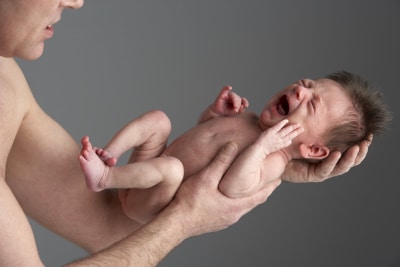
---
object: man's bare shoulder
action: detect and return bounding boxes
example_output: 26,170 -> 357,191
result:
0,57 -> 33,101
0,57 -> 35,170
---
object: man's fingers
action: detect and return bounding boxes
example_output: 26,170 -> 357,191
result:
203,142 -> 239,185
314,142 -> 366,180
254,179 -> 282,205
315,151 -> 342,179
324,146 -> 358,178
354,140 -> 370,166
235,179 -> 282,217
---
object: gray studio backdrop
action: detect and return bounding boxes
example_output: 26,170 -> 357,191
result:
17,1 -> 399,266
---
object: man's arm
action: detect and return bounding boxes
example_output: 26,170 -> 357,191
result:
0,181 -> 43,266
67,142 -> 280,266
65,207 -> 186,266
3,57 -> 369,265
0,57 -> 44,265
5,58 -> 277,266
4,57 -> 138,254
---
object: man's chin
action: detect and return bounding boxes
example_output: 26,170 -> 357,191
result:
19,43 -> 45,61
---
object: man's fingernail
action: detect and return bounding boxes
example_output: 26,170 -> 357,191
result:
224,142 -> 237,154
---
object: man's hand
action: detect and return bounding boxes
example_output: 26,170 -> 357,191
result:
169,142 -> 281,236
282,136 -> 372,183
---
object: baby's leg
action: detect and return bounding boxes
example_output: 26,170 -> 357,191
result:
118,156 -> 184,224
103,110 -> 172,165
80,135 -> 183,198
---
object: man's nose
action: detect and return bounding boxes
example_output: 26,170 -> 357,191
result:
61,0 -> 84,9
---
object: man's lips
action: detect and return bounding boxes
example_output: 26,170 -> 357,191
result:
46,18 -> 59,31
43,25 -> 54,39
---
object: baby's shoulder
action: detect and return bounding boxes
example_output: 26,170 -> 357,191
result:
236,111 -> 259,125
241,110 -> 259,119
209,111 -> 258,125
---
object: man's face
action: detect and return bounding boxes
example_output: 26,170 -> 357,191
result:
259,78 -> 353,146
0,0 -> 83,59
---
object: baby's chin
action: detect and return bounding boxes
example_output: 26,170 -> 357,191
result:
258,111 -> 275,130
258,112 -> 286,130
257,119 -> 273,131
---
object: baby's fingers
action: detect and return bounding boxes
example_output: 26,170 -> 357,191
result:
279,123 -> 304,139
270,120 -> 303,138
228,91 -> 246,112
269,119 -> 290,133
238,97 -> 250,113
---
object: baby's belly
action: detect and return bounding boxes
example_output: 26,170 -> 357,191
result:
163,116 -> 260,179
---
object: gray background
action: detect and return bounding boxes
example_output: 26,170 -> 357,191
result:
16,0 -> 399,266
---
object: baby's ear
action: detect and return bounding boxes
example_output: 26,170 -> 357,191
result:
299,143 -> 330,160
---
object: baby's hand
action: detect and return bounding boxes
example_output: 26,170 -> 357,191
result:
258,119 -> 303,156
211,85 -> 249,116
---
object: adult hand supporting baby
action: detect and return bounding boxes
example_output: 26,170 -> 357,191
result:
165,142 -> 281,237
281,135 -> 372,183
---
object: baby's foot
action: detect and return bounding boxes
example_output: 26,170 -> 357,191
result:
95,148 -> 118,167
79,136 -> 109,192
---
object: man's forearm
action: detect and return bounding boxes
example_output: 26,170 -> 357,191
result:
65,205 -> 186,267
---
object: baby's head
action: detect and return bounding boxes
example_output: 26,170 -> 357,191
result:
318,71 -> 391,155
259,70 -> 391,162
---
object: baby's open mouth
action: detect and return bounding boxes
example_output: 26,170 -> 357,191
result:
277,95 -> 289,115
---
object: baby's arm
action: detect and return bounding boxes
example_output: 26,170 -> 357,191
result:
198,86 -> 249,124
219,120 -> 303,198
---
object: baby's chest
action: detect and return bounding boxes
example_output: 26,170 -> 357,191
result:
164,116 -> 260,178
169,117 -> 260,156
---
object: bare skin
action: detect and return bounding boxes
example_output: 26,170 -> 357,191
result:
0,57 -> 279,265
0,0 -> 370,266
80,137 -> 110,191
79,113 -> 301,220
79,115 -> 300,191
78,83 -> 360,222
0,55 -> 370,266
